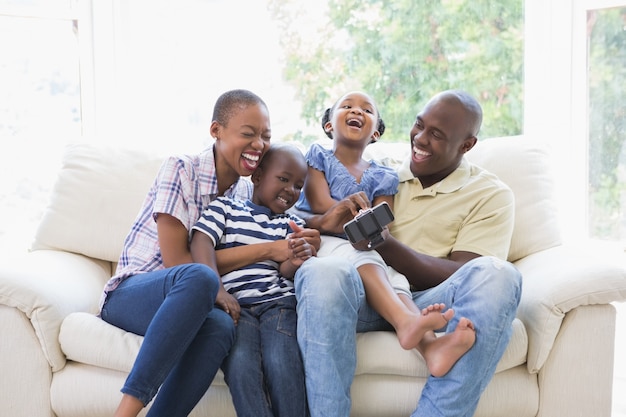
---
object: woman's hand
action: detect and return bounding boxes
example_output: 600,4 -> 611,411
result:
215,286 -> 241,324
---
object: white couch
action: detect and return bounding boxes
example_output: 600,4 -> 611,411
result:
1,136 -> 625,417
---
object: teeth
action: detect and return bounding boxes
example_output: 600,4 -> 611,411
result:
278,196 -> 289,204
243,152 -> 259,161
413,146 -> 430,156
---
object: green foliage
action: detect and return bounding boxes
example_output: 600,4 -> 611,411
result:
267,0 -> 524,142
587,7 -> 626,239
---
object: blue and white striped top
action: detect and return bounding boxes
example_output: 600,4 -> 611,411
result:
192,197 -> 305,306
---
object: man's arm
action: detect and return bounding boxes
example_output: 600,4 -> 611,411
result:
375,230 -> 480,290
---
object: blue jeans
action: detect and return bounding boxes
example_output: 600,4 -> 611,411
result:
294,256 -> 522,417
100,263 -> 236,417
221,296 -> 308,417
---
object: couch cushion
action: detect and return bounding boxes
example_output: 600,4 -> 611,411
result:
355,318 -> 527,378
60,311 -> 526,382
464,136 -> 562,262
32,143 -> 165,263
60,312 -> 231,384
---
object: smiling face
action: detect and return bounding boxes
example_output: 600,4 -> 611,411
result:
212,102 -> 272,182
324,91 -> 381,148
408,91 -> 480,188
251,145 -> 308,214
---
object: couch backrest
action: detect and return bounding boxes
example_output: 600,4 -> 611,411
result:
465,136 -> 562,262
33,136 -> 561,264
32,143 -> 165,263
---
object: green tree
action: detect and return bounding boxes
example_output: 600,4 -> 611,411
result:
267,0 -> 524,144
587,8 -> 626,239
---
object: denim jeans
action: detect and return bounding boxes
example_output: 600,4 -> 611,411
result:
294,256 -> 522,417
100,263 -> 236,417
221,296 -> 308,417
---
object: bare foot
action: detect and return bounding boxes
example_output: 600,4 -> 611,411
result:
419,317 -> 476,378
396,303 -> 453,350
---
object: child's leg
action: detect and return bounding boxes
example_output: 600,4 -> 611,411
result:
357,263 -> 452,350
259,297 -> 308,417
222,307 -> 274,417
398,293 -> 476,377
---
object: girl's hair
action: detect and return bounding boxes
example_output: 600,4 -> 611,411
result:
212,89 -> 267,126
320,103 -> 385,140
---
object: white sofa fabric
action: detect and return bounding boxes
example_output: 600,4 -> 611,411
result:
1,136 -> 625,417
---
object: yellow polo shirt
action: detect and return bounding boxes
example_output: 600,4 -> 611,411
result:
390,157 -> 514,260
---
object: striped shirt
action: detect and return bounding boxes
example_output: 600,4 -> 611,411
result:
100,145 -> 253,309
192,197 -> 305,306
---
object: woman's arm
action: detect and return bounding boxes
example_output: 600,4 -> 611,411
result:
216,241 -> 290,274
156,213 -> 193,267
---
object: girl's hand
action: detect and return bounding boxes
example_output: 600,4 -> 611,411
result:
215,286 -> 240,324
317,192 -> 372,235
344,191 -> 371,215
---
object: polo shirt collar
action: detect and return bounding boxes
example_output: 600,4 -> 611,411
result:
397,157 -> 471,196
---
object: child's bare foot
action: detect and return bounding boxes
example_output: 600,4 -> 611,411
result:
420,317 -> 476,377
396,303 -> 454,350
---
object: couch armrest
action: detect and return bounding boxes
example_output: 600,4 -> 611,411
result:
0,250 -> 111,371
514,243 -> 626,373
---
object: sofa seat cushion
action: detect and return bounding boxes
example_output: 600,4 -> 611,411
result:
59,311 -> 228,386
60,312 -> 527,380
355,318 -> 527,378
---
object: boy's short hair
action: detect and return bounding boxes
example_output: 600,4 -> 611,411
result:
212,89 -> 268,126
258,142 -> 306,171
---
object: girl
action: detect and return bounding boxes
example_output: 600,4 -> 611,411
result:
294,91 -> 462,375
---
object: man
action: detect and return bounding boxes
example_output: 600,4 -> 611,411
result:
294,89 -> 522,417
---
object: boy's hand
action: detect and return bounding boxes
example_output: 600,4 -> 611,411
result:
289,220 -> 321,251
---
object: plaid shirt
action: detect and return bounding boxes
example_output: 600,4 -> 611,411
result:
100,145 -> 253,310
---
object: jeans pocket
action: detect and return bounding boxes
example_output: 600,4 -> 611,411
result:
276,304 -> 298,337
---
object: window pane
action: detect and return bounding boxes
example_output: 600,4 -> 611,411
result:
0,15 -> 81,253
268,0 -> 524,144
587,7 -> 626,241
119,0 -> 523,152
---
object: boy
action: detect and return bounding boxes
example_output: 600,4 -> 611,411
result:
191,143 -> 317,417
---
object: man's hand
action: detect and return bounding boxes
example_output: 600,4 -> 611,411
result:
351,226 -> 390,251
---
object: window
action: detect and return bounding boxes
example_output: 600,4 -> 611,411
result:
585,5 -> 626,241
0,0 -> 89,254
2,0 -> 625,254
526,0 -> 626,245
